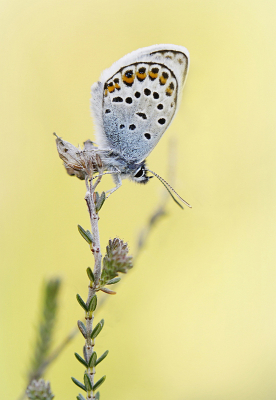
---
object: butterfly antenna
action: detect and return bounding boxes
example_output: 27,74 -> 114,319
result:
146,168 -> 192,209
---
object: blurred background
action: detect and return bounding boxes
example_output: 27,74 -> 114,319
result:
1,0 -> 276,399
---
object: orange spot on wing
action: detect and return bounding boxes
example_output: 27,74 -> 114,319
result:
107,83 -> 115,93
166,87 -> 173,96
122,74 -> 135,85
149,71 -> 158,80
166,82 -> 175,96
159,76 -> 167,85
136,72 -> 147,81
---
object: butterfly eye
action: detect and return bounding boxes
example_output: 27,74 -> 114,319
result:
134,168 -> 144,178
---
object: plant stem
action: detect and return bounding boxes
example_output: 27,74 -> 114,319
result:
84,176 -> 103,399
85,176 -> 102,296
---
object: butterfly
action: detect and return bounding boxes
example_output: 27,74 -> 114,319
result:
88,45 -> 190,208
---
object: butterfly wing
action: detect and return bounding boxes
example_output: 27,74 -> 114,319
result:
91,44 -> 189,163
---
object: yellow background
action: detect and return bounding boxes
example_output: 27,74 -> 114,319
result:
1,0 -> 276,399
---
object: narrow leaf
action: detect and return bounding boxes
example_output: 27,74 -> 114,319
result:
77,320 -> 87,338
84,373 -> 92,391
96,191 -> 106,213
71,377 -> 86,392
100,287 -> 116,295
76,294 -> 88,312
88,351 -> 97,368
86,230 -> 93,240
74,352 -> 88,368
88,295 -> 97,312
93,376 -> 106,391
91,319 -> 104,339
95,350 -> 109,366
106,277 -> 121,285
77,394 -> 86,400
83,345 -> 89,363
78,225 -> 93,244
86,267 -> 94,282
95,392 -> 100,400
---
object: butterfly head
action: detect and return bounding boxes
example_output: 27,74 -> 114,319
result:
130,161 -> 152,184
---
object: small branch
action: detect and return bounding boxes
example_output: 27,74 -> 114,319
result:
83,176 -> 103,399
134,137 -> 177,260
17,279 -> 61,400
85,176 -> 102,292
28,278 -> 61,382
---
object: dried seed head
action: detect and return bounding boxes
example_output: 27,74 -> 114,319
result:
96,153 -> 103,169
54,134 -> 103,180
100,238 -> 133,285
26,379 -> 54,400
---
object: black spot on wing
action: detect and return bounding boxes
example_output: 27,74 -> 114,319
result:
112,97 -> 123,102
136,112 -> 147,120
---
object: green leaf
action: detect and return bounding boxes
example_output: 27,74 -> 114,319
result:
100,287 -> 116,295
77,320 -> 87,338
95,392 -> 100,400
77,394 -> 86,400
74,352 -> 88,368
106,277 -> 121,285
78,225 -> 93,244
86,267 -> 94,282
88,295 -> 97,312
76,294 -> 88,312
83,346 -> 89,364
96,191 -> 106,213
91,319 -> 104,339
93,376 -> 106,391
84,373 -> 93,391
95,350 -> 109,366
88,351 -> 97,368
71,377 -> 86,392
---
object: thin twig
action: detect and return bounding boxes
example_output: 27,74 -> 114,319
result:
134,136 -> 177,260
83,175 -> 103,399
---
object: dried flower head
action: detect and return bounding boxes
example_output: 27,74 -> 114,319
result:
26,379 -> 54,400
54,134 -> 103,180
100,238 -> 133,285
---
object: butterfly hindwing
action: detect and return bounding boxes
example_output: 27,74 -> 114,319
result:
91,45 -> 189,162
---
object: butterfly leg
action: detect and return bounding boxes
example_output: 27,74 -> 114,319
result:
105,173 -> 122,198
